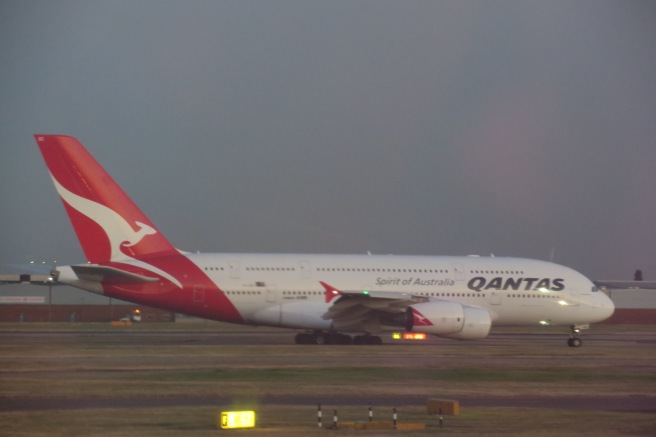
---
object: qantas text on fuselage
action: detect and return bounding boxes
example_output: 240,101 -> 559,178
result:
467,277 -> 565,292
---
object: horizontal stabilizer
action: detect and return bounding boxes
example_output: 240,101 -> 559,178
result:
71,265 -> 159,285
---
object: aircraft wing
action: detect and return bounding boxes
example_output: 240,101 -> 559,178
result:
319,282 -> 425,332
1,265 -> 157,286
594,280 -> 656,290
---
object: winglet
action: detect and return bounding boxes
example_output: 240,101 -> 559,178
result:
320,281 -> 342,303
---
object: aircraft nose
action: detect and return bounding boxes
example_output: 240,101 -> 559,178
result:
597,293 -> 615,321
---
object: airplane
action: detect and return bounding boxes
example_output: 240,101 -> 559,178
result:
32,134 -> 616,347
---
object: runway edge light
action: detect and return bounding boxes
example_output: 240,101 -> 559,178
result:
217,411 -> 255,429
393,332 -> 427,340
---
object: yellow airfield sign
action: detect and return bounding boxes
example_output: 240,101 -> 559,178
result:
218,410 -> 256,429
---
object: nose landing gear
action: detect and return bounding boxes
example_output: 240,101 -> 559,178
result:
567,324 -> 588,347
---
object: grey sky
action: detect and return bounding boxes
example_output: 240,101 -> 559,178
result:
1,1 -> 656,281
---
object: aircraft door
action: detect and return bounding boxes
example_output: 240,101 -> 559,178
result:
300,261 -> 311,279
229,261 -> 240,279
266,289 -> 278,303
453,263 -> 466,281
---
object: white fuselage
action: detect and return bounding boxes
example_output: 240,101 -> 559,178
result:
182,253 -> 614,331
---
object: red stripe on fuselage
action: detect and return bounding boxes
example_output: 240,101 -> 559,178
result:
101,255 -> 243,323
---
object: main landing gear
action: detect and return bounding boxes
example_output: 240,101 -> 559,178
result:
567,324 -> 588,347
294,331 -> 382,345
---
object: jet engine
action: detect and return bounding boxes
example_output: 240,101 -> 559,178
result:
404,301 -> 491,340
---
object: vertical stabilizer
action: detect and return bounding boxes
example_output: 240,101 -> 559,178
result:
35,135 -> 178,263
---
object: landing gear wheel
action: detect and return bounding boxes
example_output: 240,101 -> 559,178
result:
370,336 -> 382,345
296,332 -> 353,345
567,325 -> 583,347
335,333 -> 352,345
296,332 -> 356,345
295,333 -> 313,344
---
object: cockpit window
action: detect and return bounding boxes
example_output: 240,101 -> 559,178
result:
591,286 -> 598,292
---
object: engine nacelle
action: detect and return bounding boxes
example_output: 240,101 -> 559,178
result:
405,301 -> 465,334
440,305 -> 491,340
406,301 -> 491,340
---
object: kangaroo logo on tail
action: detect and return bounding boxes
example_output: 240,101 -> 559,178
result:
50,175 -> 182,288
123,222 -> 157,247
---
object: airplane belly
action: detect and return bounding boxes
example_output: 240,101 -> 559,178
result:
490,301 -> 549,326
250,301 -> 331,330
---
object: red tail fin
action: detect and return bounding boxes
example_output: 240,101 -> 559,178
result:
35,135 -> 178,263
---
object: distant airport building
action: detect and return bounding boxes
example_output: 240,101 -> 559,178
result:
0,275 -> 174,323
602,288 -> 656,324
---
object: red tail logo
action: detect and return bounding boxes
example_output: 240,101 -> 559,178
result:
35,135 -> 181,286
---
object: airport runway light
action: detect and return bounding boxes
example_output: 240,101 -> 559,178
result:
392,332 -> 427,340
218,411 -> 255,429
403,332 -> 427,340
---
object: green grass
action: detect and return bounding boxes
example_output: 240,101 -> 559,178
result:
2,323 -> 655,436
1,406 -> 655,437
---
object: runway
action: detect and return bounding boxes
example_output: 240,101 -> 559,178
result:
2,325 -> 656,415
2,325 -> 654,346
